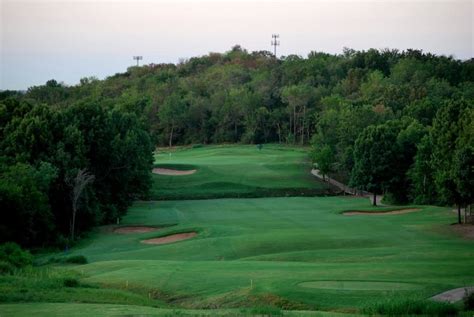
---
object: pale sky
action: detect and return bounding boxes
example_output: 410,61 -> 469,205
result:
1,0 -> 472,90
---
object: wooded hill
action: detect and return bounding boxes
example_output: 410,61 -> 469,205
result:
0,46 -> 472,247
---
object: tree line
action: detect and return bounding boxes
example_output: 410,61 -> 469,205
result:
1,46 -> 472,247
0,96 -> 153,247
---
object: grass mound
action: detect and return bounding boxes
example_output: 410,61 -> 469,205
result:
63,255 -> 88,265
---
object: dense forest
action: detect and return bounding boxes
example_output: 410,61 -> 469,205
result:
0,46 -> 473,247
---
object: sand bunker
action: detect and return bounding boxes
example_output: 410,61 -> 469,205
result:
343,208 -> 421,216
299,280 -> 421,291
114,226 -> 160,234
141,232 -> 197,245
152,168 -> 196,176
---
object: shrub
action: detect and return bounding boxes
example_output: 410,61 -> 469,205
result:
464,290 -> 474,310
63,277 -> 79,287
0,242 -> 33,269
64,255 -> 88,264
0,260 -> 15,274
362,298 -> 458,316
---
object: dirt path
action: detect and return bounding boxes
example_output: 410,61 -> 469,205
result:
152,168 -> 196,176
430,286 -> 474,303
311,169 -> 383,205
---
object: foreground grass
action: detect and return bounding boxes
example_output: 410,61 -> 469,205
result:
150,144 -> 333,200
24,196 -> 472,312
0,303 -> 359,317
0,267 -> 166,308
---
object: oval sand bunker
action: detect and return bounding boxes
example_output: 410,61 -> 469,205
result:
152,168 -> 196,176
142,232 -> 197,245
299,280 -> 421,291
343,208 -> 421,216
114,226 -> 160,234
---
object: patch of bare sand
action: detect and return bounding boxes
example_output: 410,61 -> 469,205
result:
152,168 -> 196,176
451,224 -> 474,240
114,226 -> 160,234
343,208 -> 421,216
141,232 -> 197,245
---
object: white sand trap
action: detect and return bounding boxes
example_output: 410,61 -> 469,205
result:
114,226 -> 160,234
152,168 -> 196,176
141,232 -> 197,245
343,208 -> 421,216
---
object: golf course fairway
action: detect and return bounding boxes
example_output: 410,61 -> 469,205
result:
1,145 -> 472,316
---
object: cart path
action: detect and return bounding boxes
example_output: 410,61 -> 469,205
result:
311,169 -> 384,205
430,286 -> 474,303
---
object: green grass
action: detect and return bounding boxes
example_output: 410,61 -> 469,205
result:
3,145 -> 473,316
22,196 -> 472,312
150,144 -> 333,200
0,303 -> 359,317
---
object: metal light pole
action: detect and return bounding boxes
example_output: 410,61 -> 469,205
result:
133,56 -> 143,66
271,34 -> 280,57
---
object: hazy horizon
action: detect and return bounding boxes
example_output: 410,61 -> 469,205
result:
1,0 -> 472,90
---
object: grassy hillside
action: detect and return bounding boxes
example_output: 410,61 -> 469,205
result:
150,144 -> 333,200
29,196 -> 473,311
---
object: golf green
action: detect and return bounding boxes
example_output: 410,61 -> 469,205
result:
150,144 -> 333,199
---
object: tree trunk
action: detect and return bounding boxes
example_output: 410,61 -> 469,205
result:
423,174 -> 426,195
70,209 -> 76,241
457,204 -> 461,224
277,123 -> 281,144
301,105 -> 306,145
373,193 -> 377,206
293,105 -> 296,143
69,169 -> 94,242
288,113 -> 292,142
169,125 -> 174,148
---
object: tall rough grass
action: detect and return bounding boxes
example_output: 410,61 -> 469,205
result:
362,298 -> 458,316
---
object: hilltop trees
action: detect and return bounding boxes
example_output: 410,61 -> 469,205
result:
158,93 -> 187,147
0,161 -> 57,246
429,100 -> 473,223
281,84 -> 314,144
312,144 -> 333,181
350,123 -> 400,205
